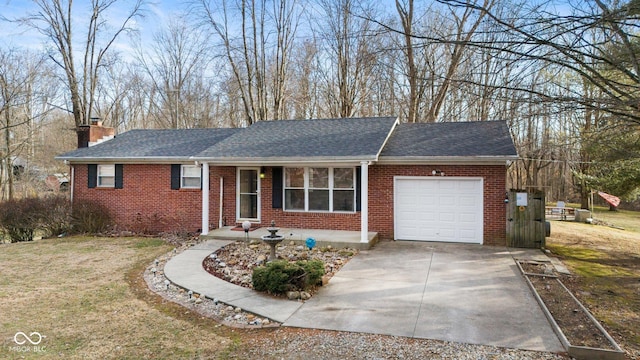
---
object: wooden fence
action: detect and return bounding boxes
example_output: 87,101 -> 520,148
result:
506,190 -> 546,248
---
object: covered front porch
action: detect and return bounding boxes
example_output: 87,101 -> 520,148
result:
201,226 -> 379,250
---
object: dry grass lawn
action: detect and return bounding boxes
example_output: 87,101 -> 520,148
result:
2,209 -> 638,359
0,237 -> 235,359
546,209 -> 640,359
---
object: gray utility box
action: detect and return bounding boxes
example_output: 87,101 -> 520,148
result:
574,209 -> 591,223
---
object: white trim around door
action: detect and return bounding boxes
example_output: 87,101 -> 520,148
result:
237,167 -> 261,222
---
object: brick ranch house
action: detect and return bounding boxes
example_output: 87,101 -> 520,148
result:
56,117 -> 518,246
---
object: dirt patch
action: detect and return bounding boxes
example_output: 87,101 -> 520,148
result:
526,273 -> 614,349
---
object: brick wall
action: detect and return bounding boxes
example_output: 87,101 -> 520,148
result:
73,163 -> 507,245
208,166 -> 236,228
368,165 -> 507,246
215,167 -> 362,231
73,164 -> 202,233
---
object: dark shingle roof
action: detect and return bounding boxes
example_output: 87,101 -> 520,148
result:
379,121 -> 517,158
57,128 -> 241,161
57,119 -> 517,164
194,117 -> 398,161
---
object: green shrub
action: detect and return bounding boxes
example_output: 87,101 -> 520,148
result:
252,259 -> 325,295
71,200 -> 113,234
0,197 -> 43,242
299,260 -> 324,285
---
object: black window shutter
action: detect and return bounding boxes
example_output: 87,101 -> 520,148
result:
200,167 -> 203,189
115,164 -> 124,189
356,166 -> 362,211
171,164 -> 181,190
88,164 -> 97,188
272,167 -> 283,209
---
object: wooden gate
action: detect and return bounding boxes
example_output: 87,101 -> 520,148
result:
506,190 -> 546,248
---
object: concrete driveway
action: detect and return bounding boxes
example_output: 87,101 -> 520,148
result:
283,241 -> 563,353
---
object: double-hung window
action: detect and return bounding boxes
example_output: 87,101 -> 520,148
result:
284,168 -> 305,210
97,164 -> 115,187
284,167 -> 355,212
332,168 -> 355,211
309,168 -> 329,211
181,165 -> 201,189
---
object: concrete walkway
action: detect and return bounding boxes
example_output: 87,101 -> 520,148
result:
164,240 -> 302,323
164,240 -> 564,353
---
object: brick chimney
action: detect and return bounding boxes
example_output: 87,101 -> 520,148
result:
77,118 -> 115,148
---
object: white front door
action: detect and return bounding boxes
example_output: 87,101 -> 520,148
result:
394,177 -> 483,244
237,168 -> 260,221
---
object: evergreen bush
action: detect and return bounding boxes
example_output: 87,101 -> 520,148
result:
252,259 -> 324,295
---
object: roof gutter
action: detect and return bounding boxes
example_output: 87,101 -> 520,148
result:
190,156 -> 378,166
376,155 -> 519,165
54,156 -> 197,164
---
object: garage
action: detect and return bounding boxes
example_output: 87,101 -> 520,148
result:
394,177 -> 483,243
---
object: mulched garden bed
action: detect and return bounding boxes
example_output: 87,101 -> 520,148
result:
518,260 -> 624,359
528,275 -> 613,349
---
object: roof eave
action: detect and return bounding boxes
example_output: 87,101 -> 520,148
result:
192,155 -> 378,165
55,156 -> 197,164
376,155 -> 519,165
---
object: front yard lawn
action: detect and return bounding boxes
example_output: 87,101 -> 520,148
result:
546,209 -> 640,359
0,236 -> 235,359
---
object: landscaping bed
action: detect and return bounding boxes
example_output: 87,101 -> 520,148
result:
203,240 -> 358,299
518,260 -> 625,360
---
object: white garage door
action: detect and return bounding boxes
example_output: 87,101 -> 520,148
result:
394,177 -> 483,243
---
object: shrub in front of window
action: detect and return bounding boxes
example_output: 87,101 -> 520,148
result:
252,259 -> 324,295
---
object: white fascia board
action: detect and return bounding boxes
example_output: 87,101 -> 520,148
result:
373,117 -> 400,161
376,155 -> 519,165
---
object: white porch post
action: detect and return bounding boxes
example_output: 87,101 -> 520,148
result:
360,161 -> 368,243
201,162 -> 210,235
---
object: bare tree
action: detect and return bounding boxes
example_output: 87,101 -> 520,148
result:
429,0 -> 640,124
315,0 -> 379,118
394,0 -> 422,122
289,39 -> 320,119
0,49 -> 54,199
271,0 -> 300,119
194,0 -> 300,125
17,0 -> 144,145
135,16 -> 214,128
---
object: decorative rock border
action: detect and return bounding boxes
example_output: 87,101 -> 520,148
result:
517,260 -> 625,360
144,244 -> 282,329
